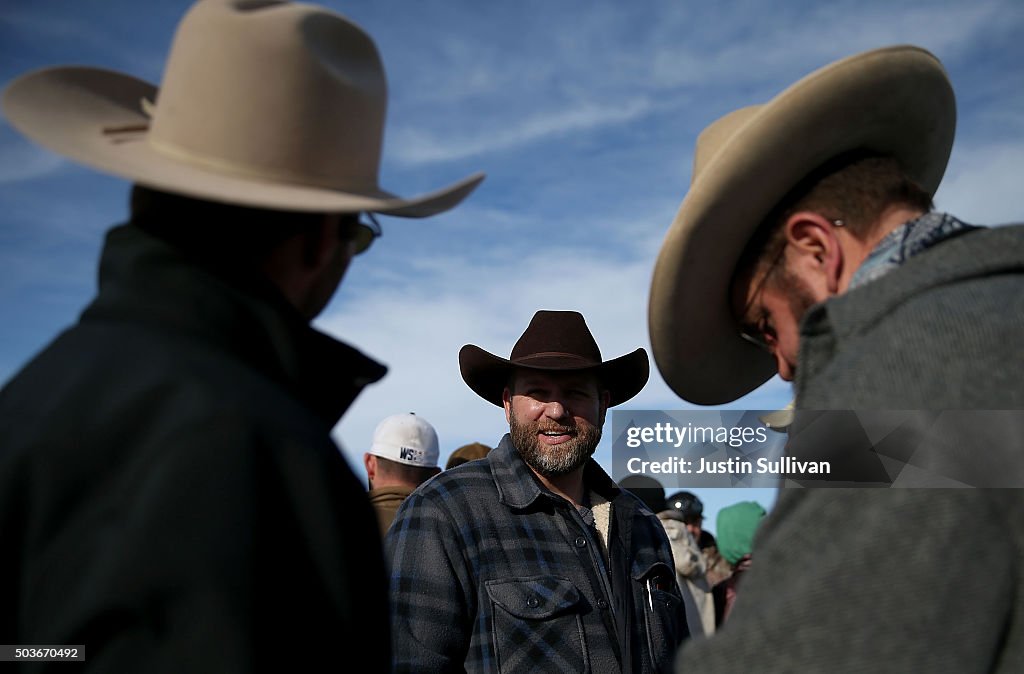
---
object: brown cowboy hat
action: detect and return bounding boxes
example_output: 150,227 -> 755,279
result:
1,0 -> 483,216
445,442 -> 493,470
648,45 -> 955,405
460,310 -> 649,407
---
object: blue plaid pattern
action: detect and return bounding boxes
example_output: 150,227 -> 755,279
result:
385,434 -> 687,673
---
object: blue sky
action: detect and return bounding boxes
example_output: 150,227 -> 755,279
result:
2,0 -> 1022,531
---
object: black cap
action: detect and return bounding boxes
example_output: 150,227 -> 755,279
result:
617,475 -> 666,514
666,490 -> 703,519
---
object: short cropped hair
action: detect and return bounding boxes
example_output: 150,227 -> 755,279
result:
373,455 -> 440,486
735,153 -> 934,285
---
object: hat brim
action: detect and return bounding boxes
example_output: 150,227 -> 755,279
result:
759,403 -> 795,432
2,66 -> 483,217
649,46 -> 955,405
459,344 -> 650,408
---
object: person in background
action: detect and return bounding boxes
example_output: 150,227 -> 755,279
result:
617,474 -> 667,514
657,511 -> 713,639
665,491 -> 706,546
664,491 -> 731,589
444,441 -> 493,470
386,310 -> 687,672
365,412 -> 442,538
0,0 -> 483,669
712,501 -> 766,624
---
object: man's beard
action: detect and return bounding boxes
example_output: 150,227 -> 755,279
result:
781,266 -> 819,320
777,264 -> 821,379
509,410 -> 603,478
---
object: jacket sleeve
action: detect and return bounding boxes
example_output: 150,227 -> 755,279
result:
385,488 -> 474,673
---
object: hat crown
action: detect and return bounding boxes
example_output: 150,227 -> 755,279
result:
666,490 -> 703,517
459,309 -> 649,408
691,106 -> 761,183
148,0 -> 386,192
509,311 -> 603,366
369,412 -> 440,467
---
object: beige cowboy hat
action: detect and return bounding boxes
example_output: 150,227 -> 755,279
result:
459,310 -> 650,407
1,0 -> 483,216
648,45 -> 955,405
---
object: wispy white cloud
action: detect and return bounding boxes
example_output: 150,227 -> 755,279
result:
0,8 -> 110,44
0,2 -> 175,78
0,131 -> 64,184
381,0 -> 1021,168
937,140 -> 1024,225
640,0 -> 1011,91
390,98 -> 655,165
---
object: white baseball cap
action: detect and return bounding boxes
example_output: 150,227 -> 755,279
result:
368,413 -> 440,468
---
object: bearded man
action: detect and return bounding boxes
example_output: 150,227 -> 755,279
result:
384,310 -> 687,673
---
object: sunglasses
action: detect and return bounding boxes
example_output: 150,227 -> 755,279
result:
337,209 -> 382,255
347,212 -> 382,255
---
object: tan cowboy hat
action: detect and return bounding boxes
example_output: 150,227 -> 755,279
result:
1,0 -> 483,216
459,310 -> 650,407
648,45 -> 955,404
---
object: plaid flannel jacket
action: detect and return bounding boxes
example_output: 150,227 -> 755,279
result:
385,434 -> 687,673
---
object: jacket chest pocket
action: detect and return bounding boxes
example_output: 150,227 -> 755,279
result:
485,575 -> 588,673
633,560 -> 686,670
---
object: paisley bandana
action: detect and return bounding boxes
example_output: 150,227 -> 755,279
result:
850,212 -> 979,289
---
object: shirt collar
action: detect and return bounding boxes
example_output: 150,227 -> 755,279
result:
85,223 -> 386,428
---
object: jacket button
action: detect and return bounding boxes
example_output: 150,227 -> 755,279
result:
574,536 -> 587,547
526,596 -> 539,608
596,598 -> 608,610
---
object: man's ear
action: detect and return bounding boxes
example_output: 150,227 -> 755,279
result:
502,387 -> 513,424
598,389 -> 611,425
363,453 -> 377,481
784,211 -> 843,293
